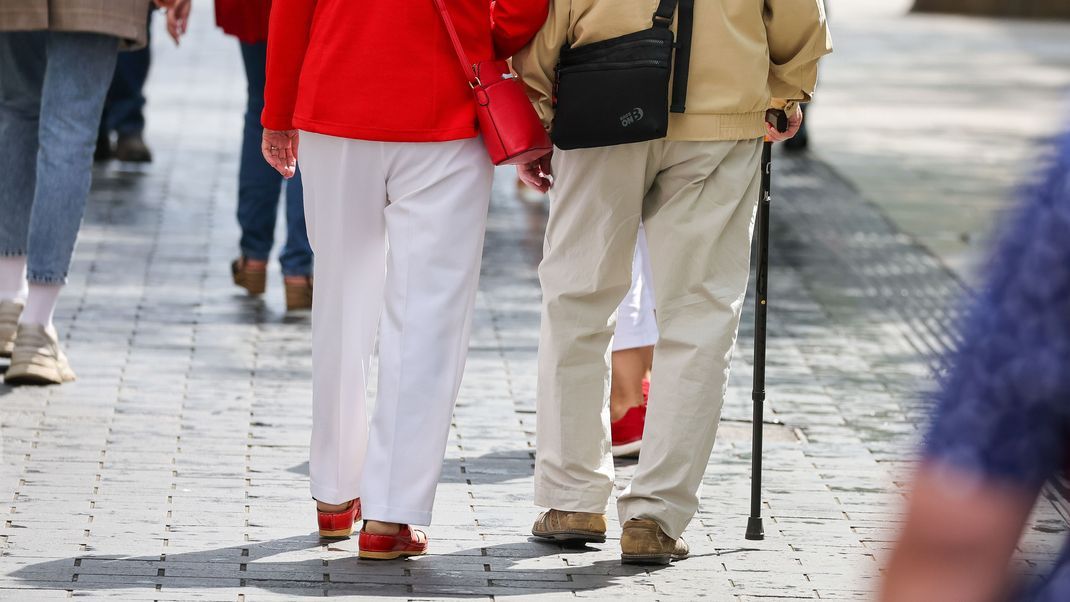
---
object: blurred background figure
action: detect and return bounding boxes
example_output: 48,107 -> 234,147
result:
0,0 -> 188,386
881,129 -> 1070,601
216,0 -> 314,311
611,227 -> 657,458
96,5 -> 156,163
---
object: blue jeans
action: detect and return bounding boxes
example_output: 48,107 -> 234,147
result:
0,32 -> 119,285
238,41 -> 312,277
100,8 -> 152,136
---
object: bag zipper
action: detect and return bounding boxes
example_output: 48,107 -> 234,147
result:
558,59 -> 670,75
560,38 -> 671,65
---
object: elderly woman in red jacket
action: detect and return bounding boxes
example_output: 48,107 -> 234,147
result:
261,0 -> 547,559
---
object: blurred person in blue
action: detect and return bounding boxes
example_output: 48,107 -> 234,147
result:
881,130 -> 1070,601
217,0 -> 314,311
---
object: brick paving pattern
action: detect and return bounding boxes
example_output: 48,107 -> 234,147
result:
0,7 -> 1066,601
811,0 -> 1070,280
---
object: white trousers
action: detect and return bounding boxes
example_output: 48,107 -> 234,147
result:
299,132 -> 493,525
612,226 -> 659,352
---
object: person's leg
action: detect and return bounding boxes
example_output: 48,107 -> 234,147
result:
25,32 -> 118,295
5,32 -> 118,385
0,32 -> 44,296
279,169 -> 314,310
106,6 -> 152,162
280,169 -> 313,277
358,137 -> 494,529
0,258 -> 29,303
234,41 -> 282,289
299,132 -> 388,509
0,31 -> 44,356
106,46 -> 149,136
617,138 -> 763,540
533,143 -> 657,516
610,347 -> 652,419
611,227 -> 658,422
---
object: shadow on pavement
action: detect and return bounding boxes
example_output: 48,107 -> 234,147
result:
10,534 -> 668,597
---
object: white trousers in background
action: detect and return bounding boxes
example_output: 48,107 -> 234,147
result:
298,132 -> 494,525
612,226 -> 658,352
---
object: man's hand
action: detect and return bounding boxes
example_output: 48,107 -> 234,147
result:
517,150 -> 554,193
765,106 -> 803,143
263,129 -> 299,179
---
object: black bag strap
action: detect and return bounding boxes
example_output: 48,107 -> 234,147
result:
653,0 -> 678,27
652,0 -> 694,113
670,0 -> 694,113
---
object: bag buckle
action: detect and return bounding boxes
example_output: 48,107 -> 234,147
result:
653,14 -> 673,27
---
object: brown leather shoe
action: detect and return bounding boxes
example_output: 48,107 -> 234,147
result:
232,258 -> 267,296
284,276 -> 313,311
620,519 -> 689,565
531,509 -> 607,544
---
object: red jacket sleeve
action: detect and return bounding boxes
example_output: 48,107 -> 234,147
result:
262,0 -> 316,131
491,0 -> 549,59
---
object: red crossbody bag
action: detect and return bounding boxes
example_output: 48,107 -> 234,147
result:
432,0 -> 552,166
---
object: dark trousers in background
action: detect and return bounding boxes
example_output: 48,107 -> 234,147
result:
237,41 -> 313,277
100,8 -> 152,137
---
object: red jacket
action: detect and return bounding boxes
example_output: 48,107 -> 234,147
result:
262,0 -> 548,143
215,0 -> 272,44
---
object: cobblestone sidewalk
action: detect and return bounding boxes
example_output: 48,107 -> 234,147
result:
0,7 -> 1065,601
810,0 -> 1070,280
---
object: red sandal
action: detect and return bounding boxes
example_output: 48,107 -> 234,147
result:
358,525 -> 429,560
317,499 -> 362,538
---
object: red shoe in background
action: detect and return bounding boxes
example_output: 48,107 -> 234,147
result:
318,499 -> 362,538
611,379 -> 650,458
358,525 -> 429,560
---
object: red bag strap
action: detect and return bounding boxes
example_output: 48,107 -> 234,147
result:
432,0 -> 481,87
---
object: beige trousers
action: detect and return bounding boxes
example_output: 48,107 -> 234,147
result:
535,138 -> 763,539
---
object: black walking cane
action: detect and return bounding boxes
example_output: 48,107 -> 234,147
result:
745,109 -> 789,541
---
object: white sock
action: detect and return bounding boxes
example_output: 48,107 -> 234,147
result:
20,284 -> 62,327
0,257 -> 28,302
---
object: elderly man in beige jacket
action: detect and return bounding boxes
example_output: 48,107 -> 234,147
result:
513,0 -> 831,564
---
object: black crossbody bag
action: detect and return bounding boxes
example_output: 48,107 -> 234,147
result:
551,0 -> 695,150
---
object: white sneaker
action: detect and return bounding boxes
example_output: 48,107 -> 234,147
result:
4,323 -> 76,385
0,300 -> 23,359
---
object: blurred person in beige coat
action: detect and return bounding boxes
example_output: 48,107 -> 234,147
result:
0,0 -> 189,386
514,0 -> 831,564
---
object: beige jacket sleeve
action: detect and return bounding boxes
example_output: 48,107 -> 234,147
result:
765,0 -> 833,106
511,0 -> 569,131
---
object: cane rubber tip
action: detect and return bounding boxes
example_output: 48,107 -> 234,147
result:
745,517 -> 765,541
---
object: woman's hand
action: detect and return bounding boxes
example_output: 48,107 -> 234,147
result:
165,0 -> 192,45
262,129 -> 299,179
154,0 -> 192,45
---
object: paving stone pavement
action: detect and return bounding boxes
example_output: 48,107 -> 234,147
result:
809,0 -> 1070,281
0,6 -> 1067,602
